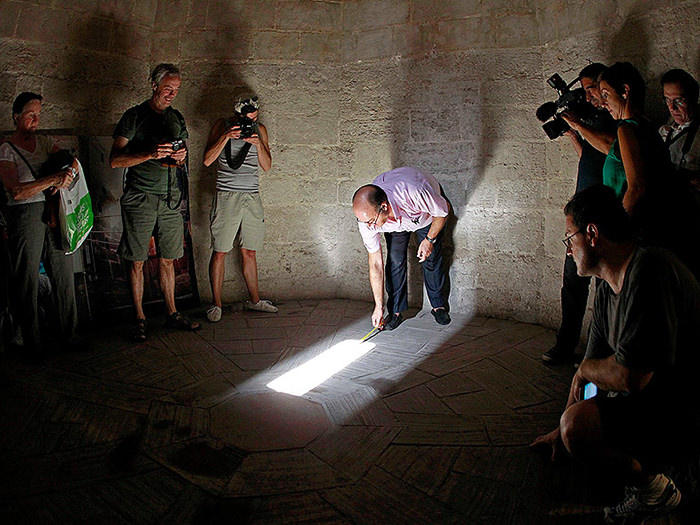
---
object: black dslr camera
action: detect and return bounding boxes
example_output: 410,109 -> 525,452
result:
236,99 -> 258,139
161,139 -> 185,167
238,117 -> 256,139
536,73 -> 597,140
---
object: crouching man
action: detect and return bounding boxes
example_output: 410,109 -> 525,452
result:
531,185 -> 700,523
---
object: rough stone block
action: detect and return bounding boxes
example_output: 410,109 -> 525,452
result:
154,0 -> 189,29
391,24 -> 433,58
395,141 -> 478,182
270,145 -> 349,179
276,108 -> 339,145
253,31 -> 300,60
110,22 -> 151,58
474,253 -> 543,322
351,27 -> 395,62
536,1 -> 619,44
300,32 -> 341,62
497,177 -> 546,210
544,208 -> 567,257
342,0 -> 409,32
276,0 -> 340,32
346,142 -> 394,180
464,209 -> 544,256
0,73 -> 18,105
492,12 -> 540,49
433,17 -> 496,51
206,0 -> 276,31
129,0 -> 158,27
184,0 -> 207,28
411,0 -> 480,23
409,108 -> 462,143
0,1 -> 20,37
16,4 -> 73,44
180,29 -> 252,60
481,107 -> 543,141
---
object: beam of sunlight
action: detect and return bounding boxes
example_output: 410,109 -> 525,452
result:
267,339 -> 376,396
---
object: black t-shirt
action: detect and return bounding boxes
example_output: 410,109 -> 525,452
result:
113,101 -> 188,194
576,109 -> 615,192
586,246 -> 700,404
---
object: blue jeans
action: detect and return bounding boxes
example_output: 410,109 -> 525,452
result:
384,224 -> 446,315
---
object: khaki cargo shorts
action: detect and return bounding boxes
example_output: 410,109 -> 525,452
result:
210,190 -> 265,253
118,187 -> 184,261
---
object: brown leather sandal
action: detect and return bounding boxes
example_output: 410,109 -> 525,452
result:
166,312 -> 200,331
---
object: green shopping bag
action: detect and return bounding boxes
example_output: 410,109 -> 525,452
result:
58,160 -> 93,255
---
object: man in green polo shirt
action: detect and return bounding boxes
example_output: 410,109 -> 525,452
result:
110,63 -> 199,341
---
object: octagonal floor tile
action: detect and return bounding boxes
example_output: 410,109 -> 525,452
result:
210,392 -> 331,452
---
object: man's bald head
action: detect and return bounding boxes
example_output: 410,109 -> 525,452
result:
353,184 -> 388,225
353,184 -> 386,210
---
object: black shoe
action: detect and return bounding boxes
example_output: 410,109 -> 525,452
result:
542,345 -> 575,365
431,308 -> 451,325
383,313 -> 403,331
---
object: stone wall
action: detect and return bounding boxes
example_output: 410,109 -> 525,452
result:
336,0 -> 700,326
1,0 -> 698,329
0,1 -> 156,134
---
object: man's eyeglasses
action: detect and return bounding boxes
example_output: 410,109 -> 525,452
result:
357,207 -> 383,227
662,97 -> 687,109
562,230 -> 581,249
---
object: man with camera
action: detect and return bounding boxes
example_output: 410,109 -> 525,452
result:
110,63 -> 199,341
542,63 -> 616,365
202,94 -> 274,322
353,167 -> 450,330
531,185 -> 700,524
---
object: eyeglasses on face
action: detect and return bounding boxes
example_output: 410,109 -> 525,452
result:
357,206 -> 383,227
662,97 -> 687,109
562,230 -> 581,249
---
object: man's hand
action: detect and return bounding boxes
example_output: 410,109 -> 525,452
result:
530,426 -> 563,462
243,133 -> 261,147
561,110 -> 583,132
224,125 -> 242,140
570,368 -> 588,404
170,145 -> 187,163
151,142 -> 175,160
417,239 -> 433,263
371,305 -> 384,329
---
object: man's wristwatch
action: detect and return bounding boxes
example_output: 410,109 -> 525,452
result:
425,236 -> 436,245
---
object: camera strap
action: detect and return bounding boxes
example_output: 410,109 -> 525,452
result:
665,120 -> 699,170
225,140 -> 251,171
7,142 -> 39,180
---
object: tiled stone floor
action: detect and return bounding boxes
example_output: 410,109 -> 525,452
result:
0,299 -> 696,524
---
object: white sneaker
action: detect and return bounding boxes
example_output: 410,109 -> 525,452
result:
604,475 -> 681,524
206,305 -> 222,322
243,299 -> 278,313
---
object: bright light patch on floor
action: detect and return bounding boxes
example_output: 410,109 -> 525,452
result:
267,339 -> 376,396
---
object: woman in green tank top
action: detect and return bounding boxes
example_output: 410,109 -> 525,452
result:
598,62 -> 659,216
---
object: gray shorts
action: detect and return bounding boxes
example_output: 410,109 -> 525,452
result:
210,190 -> 265,253
118,187 -> 184,261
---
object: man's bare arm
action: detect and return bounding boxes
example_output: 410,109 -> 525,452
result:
561,111 -> 615,154
109,136 -> 174,169
578,355 -> 653,393
368,249 -> 385,328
